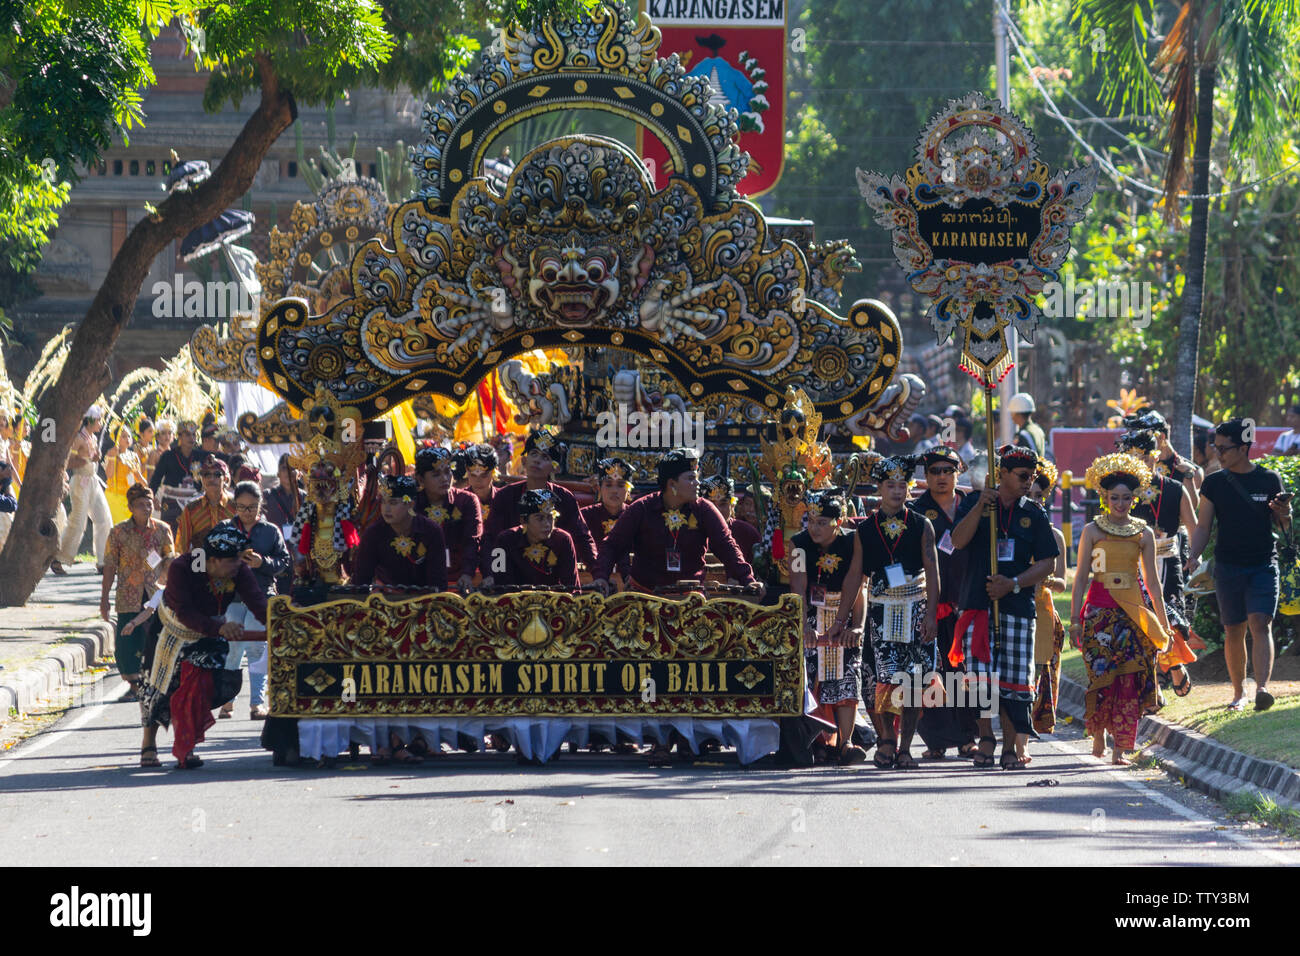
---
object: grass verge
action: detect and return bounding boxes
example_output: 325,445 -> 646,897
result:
1222,790 -> 1300,839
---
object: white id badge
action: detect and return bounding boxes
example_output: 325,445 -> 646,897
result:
665,548 -> 681,572
885,563 -> 906,588
146,550 -> 162,569
810,586 -> 826,607
282,524 -> 294,542
938,529 -> 954,555
997,537 -> 1015,562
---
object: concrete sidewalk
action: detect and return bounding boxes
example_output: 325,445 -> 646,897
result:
0,563 -> 115,718
1058,676 -> 1300,812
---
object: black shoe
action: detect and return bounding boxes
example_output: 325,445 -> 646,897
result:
1256,689 -> 1275,712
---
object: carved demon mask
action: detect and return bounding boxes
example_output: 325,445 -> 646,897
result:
527,238 -> 621,327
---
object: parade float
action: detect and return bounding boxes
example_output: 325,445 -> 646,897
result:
229,2 -> 928,764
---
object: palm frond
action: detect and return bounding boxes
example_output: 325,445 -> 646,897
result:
1071,0 -> 1165,116
1154,2 -> 1197,216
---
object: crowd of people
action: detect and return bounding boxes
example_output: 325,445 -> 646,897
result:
0,391 -> 1293,774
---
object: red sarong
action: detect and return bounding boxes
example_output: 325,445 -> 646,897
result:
170,662 -> 215,761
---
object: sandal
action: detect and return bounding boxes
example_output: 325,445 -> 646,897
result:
873,741 -> 897,769
894,749 -> 919,770
139,746 -> 161,768
1170,666 -> 1193,697
389,734 -> 423,762
837,744 -> 868,766
921,748 -> 946,760
647,744 -> 673,767
177,754 -> 203,770
956,741 -> 979,758
1000,752 -> 1027,770
972,735 -> 997,769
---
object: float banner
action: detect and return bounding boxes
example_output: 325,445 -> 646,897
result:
640,1 -> 786,195
267,590 -> 804,718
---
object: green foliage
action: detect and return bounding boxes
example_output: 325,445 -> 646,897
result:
0,1 -> 156,262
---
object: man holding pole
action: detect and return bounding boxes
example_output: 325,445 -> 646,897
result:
950,444 -> 1058,770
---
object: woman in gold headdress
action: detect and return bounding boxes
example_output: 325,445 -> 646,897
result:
1069,453 -> 1172,765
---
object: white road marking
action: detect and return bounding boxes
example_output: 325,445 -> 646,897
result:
1046,737 -> 1296,865
0,679 -> 126,775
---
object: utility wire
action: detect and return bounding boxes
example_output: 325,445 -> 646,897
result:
1001,5 -> 1300,200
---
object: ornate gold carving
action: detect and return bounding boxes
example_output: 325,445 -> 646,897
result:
266,590 -> 804,718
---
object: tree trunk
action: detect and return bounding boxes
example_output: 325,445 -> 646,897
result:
0,55 -> 296,606
1170,61 -> 1217,458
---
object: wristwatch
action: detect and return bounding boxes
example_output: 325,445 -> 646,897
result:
1012,576 -> 1021,595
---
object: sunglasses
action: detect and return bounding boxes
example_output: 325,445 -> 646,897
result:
1212,443 -> 1240,454
234,502 -> 259,512
927,466 -> 956,475
199,471 -> 224,478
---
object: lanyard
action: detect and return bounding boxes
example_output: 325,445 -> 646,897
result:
997,499 -> 1014,539
873,510 -> 905,562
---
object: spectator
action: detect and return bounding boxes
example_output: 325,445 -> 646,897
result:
263,453 -> 303,596
214,481 -> 291,719
1008,393 -> 1046,457
149,419 -> 174,475
1184,418 -> 1293,711
913,414 -> 944,454
149,420 -> 208,529
52,406 -> 113,576
100,484 -> 175,701
0,459 -> 16,513
1273,405 -> 1300,455
953,416 -> 977,468
1192,427 -> 1219,476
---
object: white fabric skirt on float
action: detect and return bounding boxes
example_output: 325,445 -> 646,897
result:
296,717 -> 782,765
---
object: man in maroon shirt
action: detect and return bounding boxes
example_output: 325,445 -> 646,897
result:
592,448 -> 763,595
352,475 -> 447,590
582,456 -> 636,587
700,474 -> 761,569
494,489 -> 580,589
414,446 -> 482,591
478,428 -> 598,578
454,443 -> 498,524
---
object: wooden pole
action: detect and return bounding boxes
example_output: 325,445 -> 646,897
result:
985,382 -> 1000,654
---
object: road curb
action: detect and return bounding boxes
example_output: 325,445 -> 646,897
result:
1058,676 -> 1300,812
0,621 -> 115,718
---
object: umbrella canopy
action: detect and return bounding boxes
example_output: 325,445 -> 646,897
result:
179,208 -> 255,262
165,160 -> 211,194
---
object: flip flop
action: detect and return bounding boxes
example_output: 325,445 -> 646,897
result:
1170,666 -> 1193,697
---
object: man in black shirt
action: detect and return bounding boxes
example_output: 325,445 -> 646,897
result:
1185,418 -> 1293,711
951,444 -> 1059,769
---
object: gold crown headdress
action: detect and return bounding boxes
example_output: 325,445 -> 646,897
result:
757,388 -> 833,488
1084,451 -> 1152,497
287,382 -> 366,477
1034,456 -> 1058,491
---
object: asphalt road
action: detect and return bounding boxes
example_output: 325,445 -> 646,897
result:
2,677 -> 1296,867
